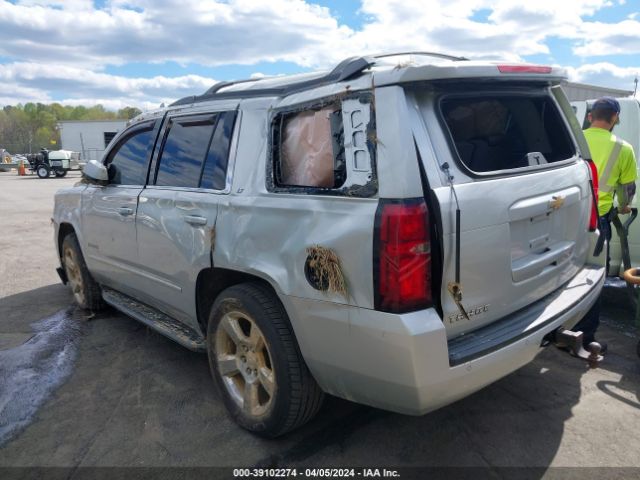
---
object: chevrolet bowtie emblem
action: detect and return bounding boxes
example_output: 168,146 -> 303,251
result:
549,195 -> 565,210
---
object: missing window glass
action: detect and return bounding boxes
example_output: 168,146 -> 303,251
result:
276,105 -> 346,188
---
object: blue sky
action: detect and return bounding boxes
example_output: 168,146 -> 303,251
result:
0,0 -> 639,109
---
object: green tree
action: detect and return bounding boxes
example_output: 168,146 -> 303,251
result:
117,106 -> 142,119
0,102 -> 142,153
34,126 -> 55,149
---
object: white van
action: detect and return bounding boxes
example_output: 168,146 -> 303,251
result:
572,97 -> 640,276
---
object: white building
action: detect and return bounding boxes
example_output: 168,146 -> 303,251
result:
58,120 -> 127,162
562,82 -> 633,101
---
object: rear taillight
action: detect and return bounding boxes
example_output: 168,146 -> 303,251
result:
586,159 -> 599,231
374,199 -> 432,313
498,65 -> 552,74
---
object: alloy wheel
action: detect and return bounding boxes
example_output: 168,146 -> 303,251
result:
64,246 -> 86,305
215,311 -> 275,417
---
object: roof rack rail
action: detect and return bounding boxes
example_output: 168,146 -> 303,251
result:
167,77 -> 268,105
169,55 -> 375,106
168,52 -> 465,107
203,77 -> 268,96
372,51 -> 469,62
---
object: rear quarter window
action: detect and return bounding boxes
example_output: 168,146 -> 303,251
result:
267,93 -> 377,197
440,94 -> 576,174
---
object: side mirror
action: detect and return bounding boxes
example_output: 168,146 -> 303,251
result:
82,160 -> 109,183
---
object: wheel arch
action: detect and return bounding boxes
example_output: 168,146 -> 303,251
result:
57,222 -> 76,259
195,267 -> 284,335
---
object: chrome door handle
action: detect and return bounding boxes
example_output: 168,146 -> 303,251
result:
184,215 -> 207,226
117,207 -> 134,216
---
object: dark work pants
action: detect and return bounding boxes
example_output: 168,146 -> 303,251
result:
572,296 -> 601,343
572,212 -> 611,343
592,210 -> 614,259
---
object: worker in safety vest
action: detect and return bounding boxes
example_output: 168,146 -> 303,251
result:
572,97 -> 637,354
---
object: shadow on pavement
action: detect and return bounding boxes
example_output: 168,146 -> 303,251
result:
0,284 -> 594,474
0,284 -> 74,329
597,286 -> 640,409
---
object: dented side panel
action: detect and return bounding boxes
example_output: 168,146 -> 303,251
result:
213,87 -> 426,309
213,102 -> 379,307
135,188 -> 219,329
214,194 -> 378,308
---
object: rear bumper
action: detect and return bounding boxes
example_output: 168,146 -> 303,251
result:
281,264 -> 604,415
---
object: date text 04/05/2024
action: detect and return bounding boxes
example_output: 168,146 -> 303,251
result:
232,468 -> 401,478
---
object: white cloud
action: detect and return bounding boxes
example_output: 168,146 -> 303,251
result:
573,19 -> 640,56
0,0 -> 638,107
565,62 -> 639,92
345,0 -> 620,62
351,0 -> 524,61
53,97 -> 163,111
0,0 -> 633,68
0,0 -> 353,68
16,0 -> 95,9
0,82 -> 51,106
0,62 -> 216,109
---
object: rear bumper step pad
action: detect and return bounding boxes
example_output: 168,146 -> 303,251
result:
448,266 -> 604,366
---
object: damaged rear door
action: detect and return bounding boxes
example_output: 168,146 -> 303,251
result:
134,108 -> 239,329
408,83 -> 593,338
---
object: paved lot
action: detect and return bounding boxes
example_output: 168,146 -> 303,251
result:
0,171 -> 638,477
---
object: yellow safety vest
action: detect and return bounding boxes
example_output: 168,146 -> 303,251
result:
584,128 -> 637,216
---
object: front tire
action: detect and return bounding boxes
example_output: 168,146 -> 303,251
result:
207,283 -> 324,437
37,164 -> 50,178
62,233 -> 105,310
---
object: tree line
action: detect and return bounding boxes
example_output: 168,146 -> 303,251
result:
0,103 -> 142,154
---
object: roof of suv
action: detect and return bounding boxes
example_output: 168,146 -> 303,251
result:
170,52 -> 566,105
130,52 -> 567,125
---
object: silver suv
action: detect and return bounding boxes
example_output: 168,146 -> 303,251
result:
53,52 -> 604,437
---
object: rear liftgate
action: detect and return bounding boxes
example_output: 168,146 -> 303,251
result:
409,78 -> 606,368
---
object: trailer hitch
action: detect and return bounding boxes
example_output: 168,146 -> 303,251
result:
550,327 -> 603,368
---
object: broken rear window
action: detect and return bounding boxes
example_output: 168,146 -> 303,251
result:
269,95 -> 376,197
440,94 -> 576,174
276,106 -> 345,188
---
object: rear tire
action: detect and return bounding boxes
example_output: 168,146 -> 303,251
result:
207,282 -> 324,437
54,170 -> 68,177
37,164 -> 50,178
62,233 -> 105,311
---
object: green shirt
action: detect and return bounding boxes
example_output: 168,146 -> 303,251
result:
584,127 -> 637,216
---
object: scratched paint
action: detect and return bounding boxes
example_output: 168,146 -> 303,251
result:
0,309 -> 83,446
